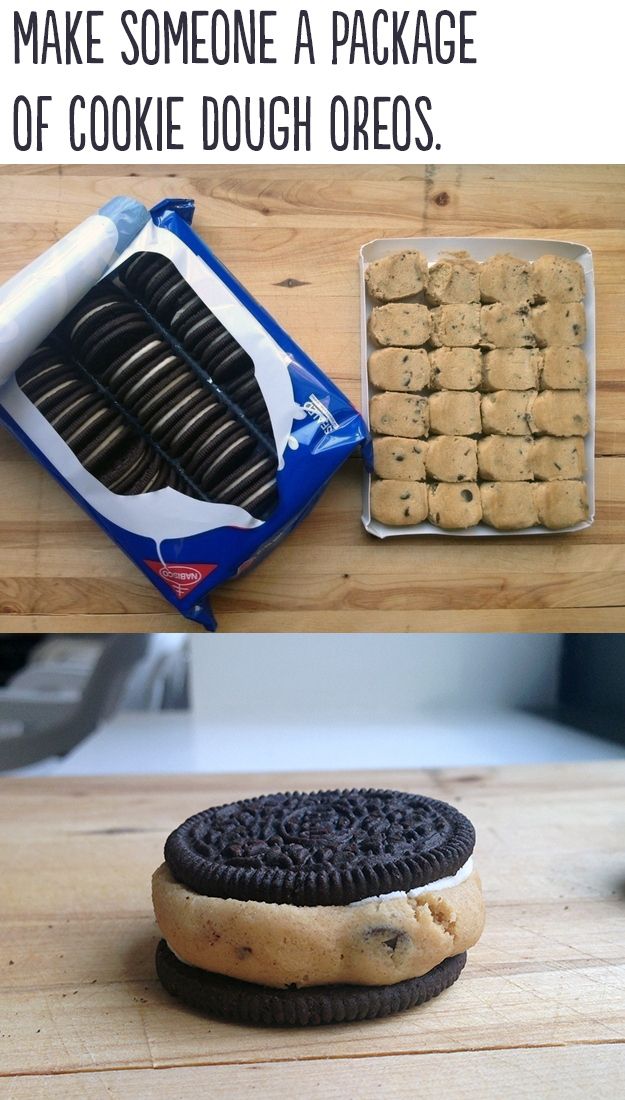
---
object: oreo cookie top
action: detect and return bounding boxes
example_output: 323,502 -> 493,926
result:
164,788 -> 475,906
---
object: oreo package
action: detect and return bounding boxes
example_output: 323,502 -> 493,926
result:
0,197 -> 368,629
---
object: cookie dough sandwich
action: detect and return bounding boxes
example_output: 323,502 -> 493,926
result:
152,788 -> 485,1026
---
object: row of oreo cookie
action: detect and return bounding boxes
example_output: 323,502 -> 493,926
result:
17,258 -> 279,517
118,251 -> 271,436
63,283 -> 277,511
16,346 -> 190,495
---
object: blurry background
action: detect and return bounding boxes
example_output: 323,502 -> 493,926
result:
2,633 -> 624,776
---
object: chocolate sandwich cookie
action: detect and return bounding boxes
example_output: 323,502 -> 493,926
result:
166,395 -> 226,459
44,389 -> 99,438
180,413 -> 235,476
168,295 -> 209,336
181,312 -> 223,353
126,255 -> 202,326
16,348 -> 66,393
67,295 -> 131,343
207,344 -> 251,387
172,300 -> 210,342
20,369 -> 105,451
66,288 -> 141,338
215,453 -> 277,505
121,250 -> 160,282
228,470 -> 278,516
131,449 -> 171,494
23,362 -> 106,440
143,384 -> 203,447
194,327 -> 236,372
228,374 -> 262,407
141,261 -> 184,311
114,346 -> 179,405
132,363 -> 195,426
22,368 -> 78,416
102,437 -> 152,495
113,347 -> 180,410
244,396 -> 272,434
226,374 -> 271,430
80,311 -> 150,364
120,252 -> 169,299
121,253 -> 181,306
186,416 -> 253,494
152,789 -> 484,1026
78,418 -> 130,473
101,335 -> 164,393
63,401 -> 120,456
187,317 -> 233,364
155,276 -> 194,326
194,424 -> 257,492
173,306 -> 242,376
17,354 -> 65,393
79,315 -> 153,373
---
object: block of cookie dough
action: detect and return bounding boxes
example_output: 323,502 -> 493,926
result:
540,347 -> 588,390
430,305 -> 481,348
373,436 -> 427,481
425,436 -> 478,483
532,391 -> 589,436
480,254 -> 533,304
532,255 -> 585,303
370,479 -> 428,525
478,436 -> 533,481
428,482 -> 482,529
532,303 -> 586,347
368,347 -> 430,393
370,393 -> 429,438
429,347 -> 482,390
481,349 -> 541,391
481,304 -> 536,349
481,391 -> 536,436
429,391 -> 481,436
481,482 -> 538,530
534,480 -> 589,529
532,437 -> 585,481
425,259 -> 480,305
365,250 -> 428,302
369,304 -> 431,347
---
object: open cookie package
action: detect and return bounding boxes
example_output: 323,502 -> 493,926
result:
360,237 -> 596,537
0,197 -> 367,629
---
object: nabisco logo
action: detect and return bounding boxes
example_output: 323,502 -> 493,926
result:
144,560 -> 218,599
161,565 -> 202,596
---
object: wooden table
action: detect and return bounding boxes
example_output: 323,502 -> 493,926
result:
2,764 -> 624,1096
0,165 -> 624,632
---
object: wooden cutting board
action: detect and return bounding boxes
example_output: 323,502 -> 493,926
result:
0,164 -> 624,632
1,763 -> 624,1096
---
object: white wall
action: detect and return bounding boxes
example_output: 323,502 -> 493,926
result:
190,634 -> 562,730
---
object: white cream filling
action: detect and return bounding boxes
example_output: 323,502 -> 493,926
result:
348,855 -> 474,907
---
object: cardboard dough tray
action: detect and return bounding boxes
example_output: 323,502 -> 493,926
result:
360,236 -> 596,537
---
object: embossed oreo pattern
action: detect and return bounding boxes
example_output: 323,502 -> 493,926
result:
164,788 -> 476,906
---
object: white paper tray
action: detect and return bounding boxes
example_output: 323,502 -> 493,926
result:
360,237 -> 596,537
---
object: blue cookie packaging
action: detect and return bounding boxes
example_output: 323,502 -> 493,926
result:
0,196 -> 369,629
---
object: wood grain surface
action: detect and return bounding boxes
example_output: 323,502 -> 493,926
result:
1,763 -> 624,1096
0,164 -> 624,632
